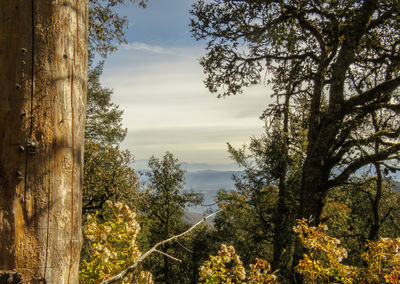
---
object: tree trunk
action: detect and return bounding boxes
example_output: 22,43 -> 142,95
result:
298,157 -> 329,224
0,1 -> 88,283
272,93 -> 297,283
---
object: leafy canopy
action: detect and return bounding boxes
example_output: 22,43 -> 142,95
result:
89,0 -> 148,58
85,62 -> 127,145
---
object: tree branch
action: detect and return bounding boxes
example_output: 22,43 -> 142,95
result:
343,76 -> 400,114
99,209 -> 222,284
326,143 -> 400,189
154,249 -> 181,263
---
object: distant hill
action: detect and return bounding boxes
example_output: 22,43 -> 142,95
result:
185,170 -> 239,191
133,160 -> 240,172
185,170 -> 241,212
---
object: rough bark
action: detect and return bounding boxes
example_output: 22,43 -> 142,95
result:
0,1 -> 88,283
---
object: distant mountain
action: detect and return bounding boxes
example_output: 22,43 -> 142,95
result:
185,170 -> 239,191
180,162 -> 240,172
132,159 -> 240,172
185,170 -> 242,212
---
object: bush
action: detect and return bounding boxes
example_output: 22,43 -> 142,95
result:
79,201 -> 152,284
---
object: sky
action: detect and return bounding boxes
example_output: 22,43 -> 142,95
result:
101,0 -> 273,169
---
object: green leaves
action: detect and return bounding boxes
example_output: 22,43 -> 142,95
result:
139,152 -> 203,282
85,62 -> 127,146
89,0 -> 147,58
83,141 -> 139,215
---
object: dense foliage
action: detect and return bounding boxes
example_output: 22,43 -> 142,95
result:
295,219 -> 400,284
199,244 -> 278,283
83,141 -> 139,214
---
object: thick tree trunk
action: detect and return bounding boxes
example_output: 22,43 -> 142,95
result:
298,157 -> 329,224
271,93 -> 297,283
0,1 -> 88,283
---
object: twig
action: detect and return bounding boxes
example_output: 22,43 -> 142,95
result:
154,249 -> 181,262
99,209 -> 222,284
176,239 -> 193,253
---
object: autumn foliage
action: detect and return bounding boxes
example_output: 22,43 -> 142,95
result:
80,201 -> 153,283
79,202 -> 400,284
295,219 -> 400,284
198,244 -> 278,283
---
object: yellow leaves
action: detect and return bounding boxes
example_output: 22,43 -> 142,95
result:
362,238 -> 400,283
295,219 -> 400,283
199,244 -> 277,283
80,201 -> 153,284
295,218 -> 359,283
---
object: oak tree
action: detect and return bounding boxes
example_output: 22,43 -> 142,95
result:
191,0 -> 400,281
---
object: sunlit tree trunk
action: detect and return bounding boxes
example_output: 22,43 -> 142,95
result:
0,1 -> 88,283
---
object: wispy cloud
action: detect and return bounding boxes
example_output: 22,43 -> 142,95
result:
122,42 -> 174,54
121,42 -> 202,56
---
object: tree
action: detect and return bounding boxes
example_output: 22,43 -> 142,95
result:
85,62 -> 127,145
221,117 -> 307,268
191,0 -> 400,280
82,63 -> 135,217
322,176 -> 400,265
89,0 -> 148,58
0,0 -> 146,281
82,61 -> 134,215
212,184 -> 277,266
140,152 -> 202,283
295,219 -> 400,283
82,141 -> 139,215
0,1 -> 88,282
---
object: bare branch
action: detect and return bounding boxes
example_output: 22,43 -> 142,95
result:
326,143 -> 400,189
99,209 -> 222,284
343,76 -> 400,114
154,249 -> 181,263
176,240 -> 193,253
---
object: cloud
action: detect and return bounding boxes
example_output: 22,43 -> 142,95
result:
120,42 -> 205,59
121,125 -> 263,163
102,43 -> 272,164
122,42 -> 174,54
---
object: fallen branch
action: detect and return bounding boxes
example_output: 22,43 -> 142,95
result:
99,209 -> 222,284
